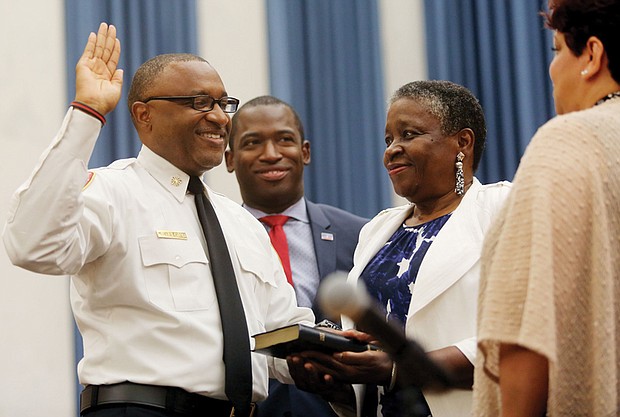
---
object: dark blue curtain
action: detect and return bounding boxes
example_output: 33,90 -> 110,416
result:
424,0 -> 556,183
64,1 -> 197,413
267,0 -> 392,218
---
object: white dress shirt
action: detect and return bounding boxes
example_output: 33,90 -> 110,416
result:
3,108 -> 315,401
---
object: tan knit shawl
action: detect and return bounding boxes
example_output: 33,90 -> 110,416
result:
473,99 -> 620,417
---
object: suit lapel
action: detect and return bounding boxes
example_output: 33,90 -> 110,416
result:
343,204 -> 412,330
352,206 -> 413,279
306,201 -> 335,279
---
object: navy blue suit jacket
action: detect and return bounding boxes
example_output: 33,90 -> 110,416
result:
257,200 -> 368,417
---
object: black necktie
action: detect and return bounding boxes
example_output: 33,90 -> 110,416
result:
187,176 -> 252,416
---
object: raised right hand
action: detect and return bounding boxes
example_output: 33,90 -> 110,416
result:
74,22 -> 123,116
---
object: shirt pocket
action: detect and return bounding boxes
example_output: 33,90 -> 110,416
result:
233,242 -> 278,335
234,242 -> 278,287
138,234 -> 216,312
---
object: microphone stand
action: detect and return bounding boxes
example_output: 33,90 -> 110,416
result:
318,274 -> 454,417
401,386 -> 430,417
391,342 -> 450,417
358,313 -> 453,417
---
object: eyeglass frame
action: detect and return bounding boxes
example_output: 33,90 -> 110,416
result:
142,94 -> 240,113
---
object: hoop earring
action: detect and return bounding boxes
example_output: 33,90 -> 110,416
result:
455,152 -> 465,196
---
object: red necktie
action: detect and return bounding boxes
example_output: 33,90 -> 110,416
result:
260,215 -> 293,286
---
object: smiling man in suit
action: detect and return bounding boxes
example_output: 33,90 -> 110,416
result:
225,95 -> 368,417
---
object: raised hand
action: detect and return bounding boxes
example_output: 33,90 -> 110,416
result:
74,22 -> 123,116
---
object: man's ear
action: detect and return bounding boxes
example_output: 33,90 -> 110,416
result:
224,149 -> 235,173
302,140 -> 311,165
131,102 -> 151,128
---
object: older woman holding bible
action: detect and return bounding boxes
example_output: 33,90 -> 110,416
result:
289,80 -> 511,417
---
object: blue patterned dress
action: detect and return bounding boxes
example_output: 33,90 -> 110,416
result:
359,213 -> 451,417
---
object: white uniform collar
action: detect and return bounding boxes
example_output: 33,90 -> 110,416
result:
136,145 -> 194,203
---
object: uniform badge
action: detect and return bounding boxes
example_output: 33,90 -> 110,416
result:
170,176 -> 182,187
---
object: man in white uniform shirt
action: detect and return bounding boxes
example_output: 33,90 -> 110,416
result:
2,23 -> 314,417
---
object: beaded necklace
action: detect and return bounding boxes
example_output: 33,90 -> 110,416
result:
595,91 -> 620,106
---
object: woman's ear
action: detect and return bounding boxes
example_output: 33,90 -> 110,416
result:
457,128 -> 475,154
581,36 -> 605,79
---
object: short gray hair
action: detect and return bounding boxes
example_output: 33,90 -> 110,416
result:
390,80 -> 487,171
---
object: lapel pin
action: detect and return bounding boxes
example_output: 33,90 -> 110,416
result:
321,232 -> 334,241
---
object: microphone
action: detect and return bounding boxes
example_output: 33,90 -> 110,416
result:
318,272 -> 453,390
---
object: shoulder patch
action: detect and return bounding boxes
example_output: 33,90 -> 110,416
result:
83,171 -> 96,191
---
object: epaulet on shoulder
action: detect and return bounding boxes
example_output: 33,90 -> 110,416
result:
108,158 -> 135,170
82,159 -> 135,190
207,188 -> 227,198
206,188 -> 243,208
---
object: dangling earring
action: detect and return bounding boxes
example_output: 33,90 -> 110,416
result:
455,152 -> 465,196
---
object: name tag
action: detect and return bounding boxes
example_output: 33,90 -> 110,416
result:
321,232 -> 334,241
156,230 -> 188,240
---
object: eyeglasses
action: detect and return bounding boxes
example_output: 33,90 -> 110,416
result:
143,95 -> 240,113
